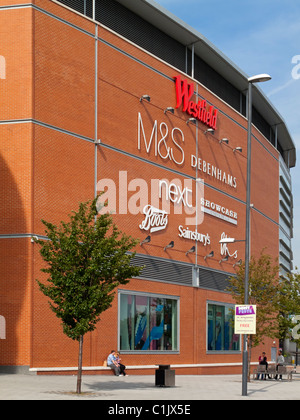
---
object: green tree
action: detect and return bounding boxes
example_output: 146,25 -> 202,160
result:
227,252 -> 280,380
277,270 -> 300,350
35,197 -> 142,393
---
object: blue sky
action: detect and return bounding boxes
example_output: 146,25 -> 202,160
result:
155,0 -> 300,269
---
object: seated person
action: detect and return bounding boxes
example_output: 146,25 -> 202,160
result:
107,350 -> 120,376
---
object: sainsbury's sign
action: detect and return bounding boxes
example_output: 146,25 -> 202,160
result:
174,75 -> 218,130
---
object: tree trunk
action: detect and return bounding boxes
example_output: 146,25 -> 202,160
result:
76,335 -> 84,394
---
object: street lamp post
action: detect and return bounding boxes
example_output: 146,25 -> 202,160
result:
242,74 -> 271,397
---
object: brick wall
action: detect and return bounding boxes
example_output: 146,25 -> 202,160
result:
0,0 -> 280,371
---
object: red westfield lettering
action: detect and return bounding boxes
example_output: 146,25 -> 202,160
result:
174,75 -> 218,130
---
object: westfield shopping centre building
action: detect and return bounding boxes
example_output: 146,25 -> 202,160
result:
0,0 -> 296,374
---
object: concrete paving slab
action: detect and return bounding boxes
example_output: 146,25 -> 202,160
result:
1,373 -> 300,401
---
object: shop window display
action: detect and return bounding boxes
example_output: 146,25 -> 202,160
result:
119,292 -> 179,352
207,303 -> 240,352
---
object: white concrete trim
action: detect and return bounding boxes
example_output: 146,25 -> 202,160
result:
29,362 -> 264,373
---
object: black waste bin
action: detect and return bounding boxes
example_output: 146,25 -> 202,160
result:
155,365 -> 175,387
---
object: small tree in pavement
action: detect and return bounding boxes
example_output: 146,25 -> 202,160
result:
227,251 -> 280,380
35,197 -> 142,393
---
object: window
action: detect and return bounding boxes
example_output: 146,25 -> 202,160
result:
207,302 -> 240,352
119,291 -> 179,352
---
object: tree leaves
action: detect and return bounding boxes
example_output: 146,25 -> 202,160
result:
227,252 -> 300,349
227,252 -> 281,347
35,197 -> 143,342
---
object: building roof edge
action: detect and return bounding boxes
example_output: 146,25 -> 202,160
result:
115,0 -> 296,167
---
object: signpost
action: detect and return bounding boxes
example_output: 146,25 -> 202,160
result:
235,305 -> 257,335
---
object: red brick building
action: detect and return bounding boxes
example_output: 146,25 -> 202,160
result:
0,0 -> 295,374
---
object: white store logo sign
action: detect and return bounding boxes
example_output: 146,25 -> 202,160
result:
137,112 -> 237,190
178,225 -> 210,245
200,198 -> 238,226
139,205 -> 168,233
138,178 -> 239,257
220,232 -> 238,259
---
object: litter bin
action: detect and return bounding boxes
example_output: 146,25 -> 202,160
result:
155,365 -> 175,387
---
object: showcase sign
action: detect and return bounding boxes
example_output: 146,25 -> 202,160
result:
201,198 -> 238,225
234,305 -> 257,335
174,75 -> 218,130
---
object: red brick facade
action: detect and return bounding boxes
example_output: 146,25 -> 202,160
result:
0,0 -> 279,374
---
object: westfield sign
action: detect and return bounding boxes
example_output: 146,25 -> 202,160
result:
174,75 -> 218,130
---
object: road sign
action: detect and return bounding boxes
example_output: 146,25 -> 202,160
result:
235,305 -> 256,335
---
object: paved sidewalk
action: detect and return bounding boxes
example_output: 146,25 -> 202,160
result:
1,373 -> 300,400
